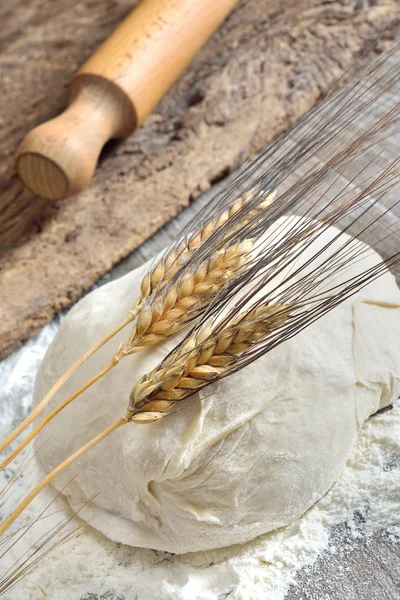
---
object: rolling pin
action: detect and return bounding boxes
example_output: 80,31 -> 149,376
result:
16,0 -> 239,201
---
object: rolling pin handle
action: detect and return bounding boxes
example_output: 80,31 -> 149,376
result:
15,0 -> 239,201
16,76 -> 136,201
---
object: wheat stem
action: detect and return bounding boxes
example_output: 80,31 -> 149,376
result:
0,313 -> 136,458
0,418 -> 126,538
0,359 -> 118,471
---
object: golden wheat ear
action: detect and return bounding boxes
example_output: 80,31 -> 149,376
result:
0,187 -> 273,468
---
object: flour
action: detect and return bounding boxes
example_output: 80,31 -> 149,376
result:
1,321 -> 399,599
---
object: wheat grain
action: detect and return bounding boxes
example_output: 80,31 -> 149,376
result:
139,189 -> 275,299
127,304 -> 290,422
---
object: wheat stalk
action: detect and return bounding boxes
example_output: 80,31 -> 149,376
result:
0,191 -> 274,469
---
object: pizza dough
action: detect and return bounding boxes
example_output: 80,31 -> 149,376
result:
33,218 -> 400,554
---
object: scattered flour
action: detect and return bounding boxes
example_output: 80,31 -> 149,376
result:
0,322 -> 399,600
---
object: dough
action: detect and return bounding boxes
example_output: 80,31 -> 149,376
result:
34,218 -> 400,554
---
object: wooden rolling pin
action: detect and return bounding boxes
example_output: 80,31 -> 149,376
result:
16,0 -> 238,201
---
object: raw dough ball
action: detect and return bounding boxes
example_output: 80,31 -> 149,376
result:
34,218 -> 400,553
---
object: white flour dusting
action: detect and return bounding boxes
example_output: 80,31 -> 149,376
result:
0,322 -> 399,600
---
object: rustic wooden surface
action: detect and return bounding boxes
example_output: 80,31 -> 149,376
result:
1,0 -> 400,361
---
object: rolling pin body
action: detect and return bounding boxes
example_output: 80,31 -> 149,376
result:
16,0 -> 239,201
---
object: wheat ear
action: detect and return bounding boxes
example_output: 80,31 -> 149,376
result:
0,192 -> 273,467
127,304 -> 290,422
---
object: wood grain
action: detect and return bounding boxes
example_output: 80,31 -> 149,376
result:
0,0 -> 399,361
